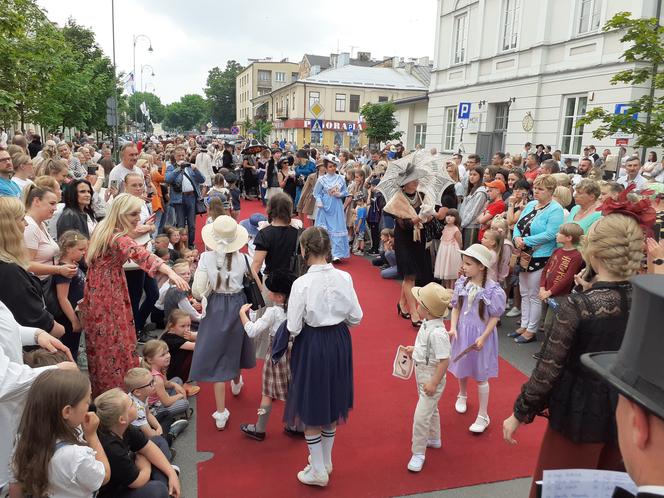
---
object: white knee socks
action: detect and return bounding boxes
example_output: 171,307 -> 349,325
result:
321,427 -> 336,468
477,381 -> 490,418
305,433 -> 325,474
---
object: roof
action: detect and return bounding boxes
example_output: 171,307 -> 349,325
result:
393,94 -> 429,106
304,54 -> 375,70
300,65 -> 428,91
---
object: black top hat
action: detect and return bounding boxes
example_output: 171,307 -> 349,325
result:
582,275 -> 664,421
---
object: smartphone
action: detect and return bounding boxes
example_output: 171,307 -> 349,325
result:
87,166 -> 97,175
145,213 -> 157,223
110,179 -> 119,190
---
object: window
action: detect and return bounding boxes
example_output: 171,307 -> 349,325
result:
494,103 -> 510,131
309,91 -> 320,109
378,96 -> 388,103
578,0 -> 601,34
335,93 -> 346,112
349,94 -> 360,112
414,124 -> 427,147
275,72 -> 285,82
443,106 -> 457,151
258,87 -> 271,96
502,0 -> 520,50
292,72 -> 299,82
292,92 -> 295,110
561,95 -> 588,155
258,70 -> 271,81
453,13 -> 468,64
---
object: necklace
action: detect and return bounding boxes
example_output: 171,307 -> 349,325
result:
404,191 -> 420,206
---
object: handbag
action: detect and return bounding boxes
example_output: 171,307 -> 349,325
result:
182,169 -> 208,215
242,254 -> 265,311
423,217 -> 444,243
288,227 -> 307,277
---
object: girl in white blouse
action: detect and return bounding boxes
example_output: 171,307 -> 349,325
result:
284,226 -> 363,488
11,369 -> 109,498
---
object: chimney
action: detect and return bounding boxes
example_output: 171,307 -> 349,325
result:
417,56 -> 430,66
329,53 -> 338,68
337,52 -> 350,68
405,61 -> 414,74
310,65 -> 321,76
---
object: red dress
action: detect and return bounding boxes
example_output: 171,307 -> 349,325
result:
81,235 -> 163,396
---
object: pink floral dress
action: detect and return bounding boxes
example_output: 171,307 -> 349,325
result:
81,234 -> 163,395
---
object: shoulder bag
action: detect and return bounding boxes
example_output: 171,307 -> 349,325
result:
243,254 -> 265,311
288,227 -> 307,277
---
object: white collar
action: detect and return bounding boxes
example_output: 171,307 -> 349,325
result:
307,263 -> 334,273
423,317 -> 444,328
638,486 -> 664,495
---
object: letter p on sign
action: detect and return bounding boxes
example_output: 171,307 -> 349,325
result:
458,102 -> 471,120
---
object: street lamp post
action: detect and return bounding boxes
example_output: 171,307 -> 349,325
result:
132,34 -> 153,134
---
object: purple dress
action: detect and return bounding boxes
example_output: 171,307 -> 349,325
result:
449,277 -> 506,382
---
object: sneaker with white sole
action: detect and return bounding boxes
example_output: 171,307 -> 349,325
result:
505,306 -> 521,317
426,439 -> 442,449
297,465 -> 329,487
168,419 -> 189,440
455,395 -> 467,414
407,454 -> 425,472
469,414 -> 490,433
305,455 -> 333,475
212,409 -> 230,430
230,376 -> 244,396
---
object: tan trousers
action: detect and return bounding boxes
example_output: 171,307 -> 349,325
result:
411,363 -> 446,455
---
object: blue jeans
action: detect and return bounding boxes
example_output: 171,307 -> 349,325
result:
174,194 -> 196,246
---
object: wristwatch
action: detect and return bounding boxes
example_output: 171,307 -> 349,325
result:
654,258 -> 664,266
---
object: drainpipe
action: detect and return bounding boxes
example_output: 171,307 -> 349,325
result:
642,0 -> 662,162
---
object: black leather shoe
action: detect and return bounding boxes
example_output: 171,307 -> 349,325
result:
241,424 -> 266,441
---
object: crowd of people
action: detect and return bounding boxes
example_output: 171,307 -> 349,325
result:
0,125 -> 664,497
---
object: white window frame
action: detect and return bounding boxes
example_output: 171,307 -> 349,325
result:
560,95 -> 588,155
335,93 -> 346,112
309,91 -> 320,110
577,0 -> 602,35
258,70 -> 270,82
275,72 -> 285,82
414,124 -> 427,147
501,0 -> 520,51
452,12 -> 468,65
443,106 -> 457,152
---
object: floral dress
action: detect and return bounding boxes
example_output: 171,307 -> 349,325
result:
80,234 -> 163,395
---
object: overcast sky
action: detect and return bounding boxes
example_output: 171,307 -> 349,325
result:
37,0 -> 437,104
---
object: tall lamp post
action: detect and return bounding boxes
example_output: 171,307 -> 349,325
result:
132,34 -> 153,135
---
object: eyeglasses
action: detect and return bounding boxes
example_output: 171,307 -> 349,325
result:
133,379 -> 155,391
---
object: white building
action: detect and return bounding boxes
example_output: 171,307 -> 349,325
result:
425,0 -> 662,162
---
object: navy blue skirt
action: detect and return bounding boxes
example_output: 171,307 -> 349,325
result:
283,323 -> 353,427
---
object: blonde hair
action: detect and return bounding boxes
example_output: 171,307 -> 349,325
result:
94,388 -> 129,429
0,197 -> 29,267
171,262 -> 189,275
124,367 -> 152,391
87,193 -> 144,263
553,185 -> 572,208
558,222 -> 584,245
489,215 -> 508,234
533,174 -> 557,193
551,172 -> 571,187
583,214 -> 644,279
140,339 -> 168,371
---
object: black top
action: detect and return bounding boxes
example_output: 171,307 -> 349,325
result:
439,184 -> 458,210
514,281 -> 632,444
56,207 -> 92,238
0,262 -> 54,331
54,266 -> 86,310
253,225 -> 299,274
97,426 -> 149,497
162,332 -> 189,379
222,150 -> 233,168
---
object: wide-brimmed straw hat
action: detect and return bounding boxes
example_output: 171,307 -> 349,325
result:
459,244 -> 494,269
411,282 -> 453,318
201,215 -> 248,253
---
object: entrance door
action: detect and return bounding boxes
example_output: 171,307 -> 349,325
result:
476,132 -> 493,165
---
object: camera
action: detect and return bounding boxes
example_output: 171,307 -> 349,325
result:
178,162 -> 191,169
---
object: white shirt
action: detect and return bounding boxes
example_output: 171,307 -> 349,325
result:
244,305 -> 286,338
412,318 -> 451,365
181,168 -> 194,192
287,263 -> 363,336
108,163 -> 142,193
0,302 -> 56,488
639,486 -> 664,496
48,439 -> 105,498
130,393 -> 149,428
11,177 -> 33,191
192,250 -> 250,299
195,152 -> 215,186
617,173 -> 648,192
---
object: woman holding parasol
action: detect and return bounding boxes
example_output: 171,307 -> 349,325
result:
313,154 -> 350,262
378,152 -> 451,327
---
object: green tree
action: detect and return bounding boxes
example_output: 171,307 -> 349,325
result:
127,92 -> 166,125
163,94 -> 209,132
360,102 -> 403,146
205,60 -> 243,128
577,12 -> 664,149
251,119 -> 272,141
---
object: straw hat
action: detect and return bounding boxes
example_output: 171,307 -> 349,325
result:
459,244 -> 494,269
201,215 -> 248,253
411,282 -> 453,318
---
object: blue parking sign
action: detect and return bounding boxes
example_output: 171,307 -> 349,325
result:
614,103 -> 638,120
458,102 -> 471,119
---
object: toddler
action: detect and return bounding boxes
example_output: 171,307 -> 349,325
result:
352,196 -> 369,255
433,208 -> 462,288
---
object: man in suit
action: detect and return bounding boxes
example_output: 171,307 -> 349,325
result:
165,145 -> 205,246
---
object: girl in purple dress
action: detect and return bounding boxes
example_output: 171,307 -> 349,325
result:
448,244 -> 506,434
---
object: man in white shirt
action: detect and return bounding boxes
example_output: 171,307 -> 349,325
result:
617,156 -> 648,192
0,302 -> 76,493
108,143 -> 142,193
0,127 -> 8,148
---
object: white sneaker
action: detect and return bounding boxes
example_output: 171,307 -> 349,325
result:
212,409 -> 230,430
426,439 -> 442,449
231,376 -> 244,396
469,415 -> 490,433
306,455 -> 333,474
505,306 -> 521,317
297,465 -> 329,487
455,395 -> 467,414
407,454 -> 425,472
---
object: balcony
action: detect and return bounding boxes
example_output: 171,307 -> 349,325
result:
275,106 -> 289,120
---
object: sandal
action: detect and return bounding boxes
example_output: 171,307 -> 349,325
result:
184,383 -> 200,396
397,303 -> 411,320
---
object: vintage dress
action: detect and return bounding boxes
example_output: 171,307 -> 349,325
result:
513,281 -> 632,443
314,173 -> 350,259
80,235 -> 163,396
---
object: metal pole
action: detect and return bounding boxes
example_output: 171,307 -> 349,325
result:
133,36 -> 137,138
111,0 -> 119,162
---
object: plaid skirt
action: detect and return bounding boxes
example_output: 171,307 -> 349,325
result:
262,336 -> 291,401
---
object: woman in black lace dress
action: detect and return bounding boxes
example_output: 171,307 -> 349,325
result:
502,211 -> 647,498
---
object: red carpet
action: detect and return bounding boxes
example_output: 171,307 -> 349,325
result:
196,200 -> 545,498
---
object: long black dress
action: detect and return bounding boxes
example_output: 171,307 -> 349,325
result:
393,191 -> 433,286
